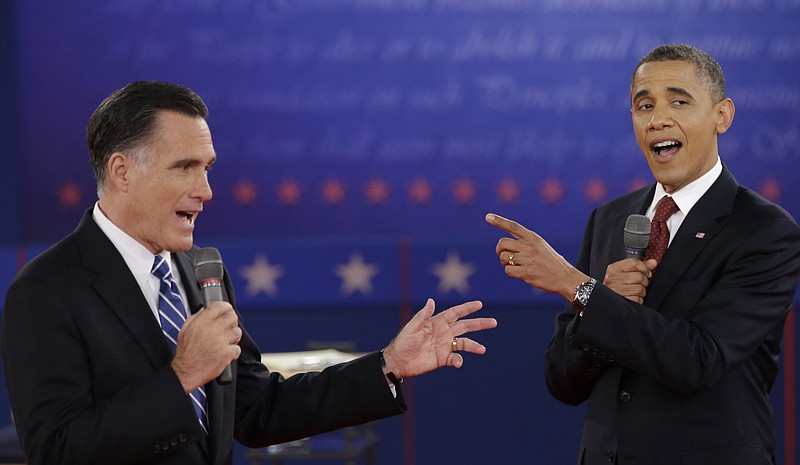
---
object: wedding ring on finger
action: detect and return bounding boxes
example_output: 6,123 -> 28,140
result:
508,253 -> 516,266
451,337 -> 458,352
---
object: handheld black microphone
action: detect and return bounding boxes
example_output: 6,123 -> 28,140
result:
194,247 -> 233,385
624,214 -> 651,260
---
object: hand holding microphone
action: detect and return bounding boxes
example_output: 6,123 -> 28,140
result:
194,247 -> 237,385
170,248 -> 241,392
603,215 -> 657,303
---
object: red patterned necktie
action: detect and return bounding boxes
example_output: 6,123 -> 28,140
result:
644,196 -> 679,264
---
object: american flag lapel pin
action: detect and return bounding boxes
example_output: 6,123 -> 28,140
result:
695,232 -> 706,239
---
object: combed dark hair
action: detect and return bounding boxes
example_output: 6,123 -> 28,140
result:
87,81 -> 208,191
631,44 -> 726,104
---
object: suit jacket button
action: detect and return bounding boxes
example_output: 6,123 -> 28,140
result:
170,437 -> 179,446
152,444 -> 161,454
161,440 -> 170,450
619,391 -> 632,403
606,450 -> 615,462
582,344 -> 591,352
179,433 -> 188,443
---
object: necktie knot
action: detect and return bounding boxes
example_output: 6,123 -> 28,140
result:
151,255 -> 186,348
151,255 -> 172,281
653,196 -> 679,222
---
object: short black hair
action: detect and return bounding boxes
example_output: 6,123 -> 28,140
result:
87,81 -> 208,191
631,44 -> 726,104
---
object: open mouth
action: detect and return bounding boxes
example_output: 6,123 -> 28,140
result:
651,140 -> 682,157
177,211 -> 196,226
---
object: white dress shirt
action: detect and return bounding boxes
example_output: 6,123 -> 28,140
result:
92,202 -> 190,323
644,157 -> 722,247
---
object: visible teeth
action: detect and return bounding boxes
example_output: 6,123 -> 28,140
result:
179,212 -> 194,224
654,141 -> 678,148
653,140 -> 680,155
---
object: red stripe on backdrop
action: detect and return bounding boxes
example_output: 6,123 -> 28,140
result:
16,246 -> 27,271
785,307 -> 796,465
399,236 -> 415,465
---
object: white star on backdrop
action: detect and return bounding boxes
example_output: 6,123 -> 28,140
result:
334,252 -> 380,295
430,250 -> 476,295
240,255 -> 284,297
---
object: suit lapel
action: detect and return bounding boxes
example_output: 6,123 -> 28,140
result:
76,211 -> 218,459
74,210 -> 173,368
175,250 -> 204,315
644,167 -> 738,309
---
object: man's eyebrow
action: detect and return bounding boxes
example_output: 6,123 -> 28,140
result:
632,89 -> 650,103
169,157 -> 203,168
632,87 -> 695,103
666,86 -> 694,100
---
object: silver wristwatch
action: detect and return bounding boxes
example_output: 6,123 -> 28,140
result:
571,277 -> 597,313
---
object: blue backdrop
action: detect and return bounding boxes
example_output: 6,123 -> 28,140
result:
1,1 -> 799,464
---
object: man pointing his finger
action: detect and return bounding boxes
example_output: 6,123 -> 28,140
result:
487,44 -> 800,465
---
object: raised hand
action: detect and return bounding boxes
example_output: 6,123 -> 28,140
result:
486,213 -> 588,301
381,299 -> 497,379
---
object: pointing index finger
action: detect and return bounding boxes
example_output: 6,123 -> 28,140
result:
485,213 -> 530,239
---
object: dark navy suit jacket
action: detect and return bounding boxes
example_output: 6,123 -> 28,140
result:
545,166 -> 800,465
2,210 -> 405,465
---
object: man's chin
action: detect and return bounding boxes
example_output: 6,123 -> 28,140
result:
170,236 -> 195,253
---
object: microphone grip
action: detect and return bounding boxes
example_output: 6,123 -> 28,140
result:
201,281 -> 233,385
625,247 -> 645,261
201,283 -> 224,304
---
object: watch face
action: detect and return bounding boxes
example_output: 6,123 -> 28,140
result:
577,287 -> 590,304
573,278 -> 596,309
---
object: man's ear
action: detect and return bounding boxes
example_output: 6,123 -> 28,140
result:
715,98 -> 735,135
106,152 -> 132,192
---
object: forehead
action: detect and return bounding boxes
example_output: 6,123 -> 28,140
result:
150,111 -> 215,156
153,111 -> 211,141
631,60 -> 709,99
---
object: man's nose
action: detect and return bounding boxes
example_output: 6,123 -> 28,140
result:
648,106 -> 674,130
194,173 -> 213,201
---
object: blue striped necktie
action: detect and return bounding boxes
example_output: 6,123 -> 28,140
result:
151,255 -> 209,435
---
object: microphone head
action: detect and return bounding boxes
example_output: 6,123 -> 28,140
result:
624,214 -> 651,250
194,247 -> 224,282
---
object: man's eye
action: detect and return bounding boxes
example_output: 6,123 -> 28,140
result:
177,162 -> 198,172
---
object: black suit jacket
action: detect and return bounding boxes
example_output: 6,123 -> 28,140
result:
545,167 -> 800,465
2,210 -> 405,465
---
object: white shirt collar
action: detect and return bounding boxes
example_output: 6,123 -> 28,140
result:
647,157 -> 722,218
92,203 -> 171,301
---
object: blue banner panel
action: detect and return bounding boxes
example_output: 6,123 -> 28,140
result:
187,236 -> 576,309
13,1 -> 800,246
213,236 -> 402,308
